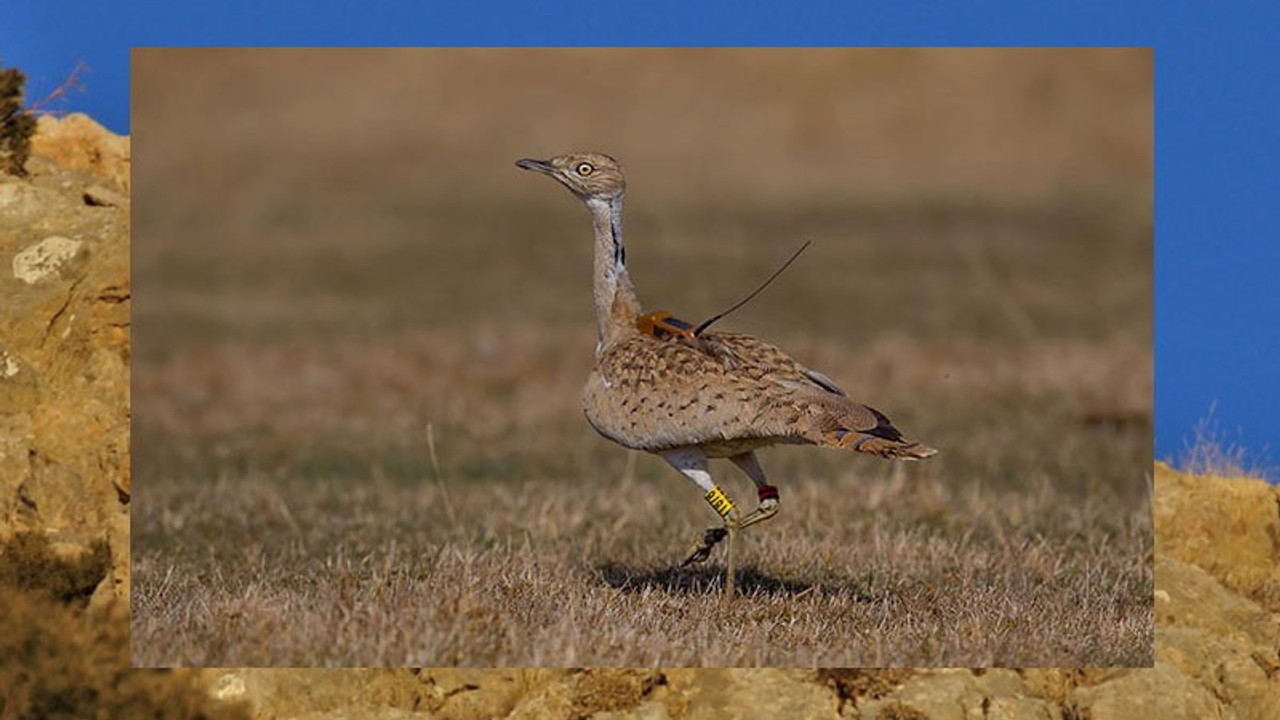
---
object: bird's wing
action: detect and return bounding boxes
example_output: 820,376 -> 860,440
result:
586,330 -> 893,451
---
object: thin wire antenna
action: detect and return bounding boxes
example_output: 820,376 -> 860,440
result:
694,239 -> 812,336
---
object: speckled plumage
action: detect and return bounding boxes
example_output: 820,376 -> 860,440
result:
583,329 -> 925,459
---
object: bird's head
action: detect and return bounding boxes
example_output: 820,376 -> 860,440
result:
516,152 -> 626,202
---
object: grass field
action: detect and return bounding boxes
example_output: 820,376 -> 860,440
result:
131,48 -> 1152,667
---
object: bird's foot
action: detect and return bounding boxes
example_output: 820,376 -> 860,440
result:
680,526 -> 729,567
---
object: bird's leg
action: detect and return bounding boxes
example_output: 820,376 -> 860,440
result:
683,481 -> 741,572
661,448 -> 738,567
730,452 -> 780,530
681,526 -> 727,566
723,506 -> 741,600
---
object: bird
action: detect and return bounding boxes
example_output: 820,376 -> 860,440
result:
516,152 -> 936,597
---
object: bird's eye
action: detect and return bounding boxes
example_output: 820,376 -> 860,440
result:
576,162 -> 594,176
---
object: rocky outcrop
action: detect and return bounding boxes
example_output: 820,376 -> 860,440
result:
0,111 -> 130,611
29,113 -> 131,192
1154,461 -> 1280,609
1,109 -> 245,719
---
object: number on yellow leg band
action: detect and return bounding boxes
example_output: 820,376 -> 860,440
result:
705,485 -> 735,518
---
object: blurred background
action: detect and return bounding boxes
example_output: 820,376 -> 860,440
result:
132,46 -> 1150,526
133,48 -> 1150,208
131,47 -> 1152,664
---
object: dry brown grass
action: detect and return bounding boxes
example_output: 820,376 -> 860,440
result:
132,462 -> 1152,666
130,314 -> 1153,667
1177,410 -> 1273,481
131,48 -> 1152,667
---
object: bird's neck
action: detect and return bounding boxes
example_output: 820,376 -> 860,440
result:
586,196 -> 641,351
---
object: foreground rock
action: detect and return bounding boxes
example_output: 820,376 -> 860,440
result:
1154,461 -> 1280,608
0,112 -> 130,609
29,112 -> 131,192
1,110 -> 247,718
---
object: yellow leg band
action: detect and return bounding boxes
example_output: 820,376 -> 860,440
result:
705,485 -> 735,518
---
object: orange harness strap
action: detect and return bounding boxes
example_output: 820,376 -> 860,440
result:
636,310 -> 696,341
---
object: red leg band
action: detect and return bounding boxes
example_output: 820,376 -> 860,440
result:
757,484 -> 779,502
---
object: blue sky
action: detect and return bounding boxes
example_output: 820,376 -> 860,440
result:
4,1 -> 1278,477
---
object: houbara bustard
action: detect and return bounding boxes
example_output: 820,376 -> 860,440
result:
516,152 -> 936,597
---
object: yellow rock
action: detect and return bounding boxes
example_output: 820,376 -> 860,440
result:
1154,461 -> 1280,608
30,113 -> 130,191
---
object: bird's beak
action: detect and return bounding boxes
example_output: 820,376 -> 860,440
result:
515,158 -> 556,174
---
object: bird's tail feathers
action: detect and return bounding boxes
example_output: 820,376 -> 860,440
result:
823,429 -> 938,460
